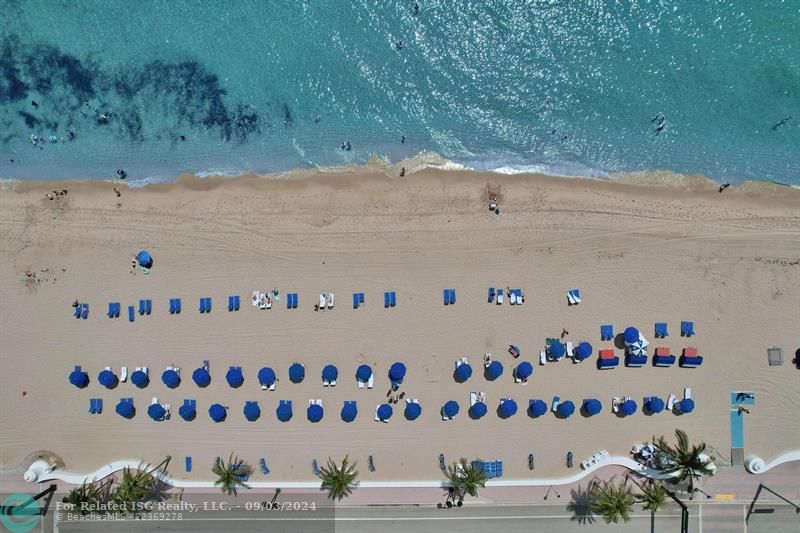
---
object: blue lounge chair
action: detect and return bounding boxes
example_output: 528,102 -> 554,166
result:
626,353 -> 648,367
353,293 -> 360,308
145,299 -> 152,315
81,303 -> 89,319
185,456 -> 192,472
681,321 -> 695,337
169,299 -> 176,314
443,289 -> 449,305
449,289 -> 456,305
390,291 -> 396,306
312,459 -> 320,476
228,296 -> 235,311
115,303 -> 121,317
205,297 -> 211,313
128,305 -> 135,322
286,293 -> 297,309
655,323 -> 668,338
488,287 -> 495,303
259,458 -> 270,475
495,460 -> 503,477
174,298 -> 181,313
359,293 -> 365,304
600,324 -> 614,341
139,300 -> 146,315
384,292 -> 391,308
597,357 -> 619,369
95,398 -> 102,413
234,295 -> 240,310
74,304 -> 82,318
88,399 -> 95,414
108,302 -> 116,318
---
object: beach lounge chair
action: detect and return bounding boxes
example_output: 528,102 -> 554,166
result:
681,321 -> 695,337
667,394 -> 677,410
74,304 -> 82,318
653,347 -> 675,367
139,299 -> 146,315
529,453 -> 534,470
540,350 -> 547,365
228,296 -> 235,311
679,347 -> 703,368
598,349 -> 619,369
488,287 -> 495,303
449,289 -> 456,304
495,460 -> 503,477
612,396 -> 620,413
175,298 -> 181,313
484,353 -> 492,367
470,392 -> 478,406
185,456 -> 192,472
145,299 -> 151,315
311,459 -> 320,476
108,302 -> 115,318
655,323 -> 668,338
496,289 -> 503,305
551,396 -> 561,412
319,293 -> 326,310
327,292 -> 334,309
81,303 -> 89,319
120,366 -> 128,382
572,289 -> 581,303
567,290 -> 576,305
353,293 -> 360,308
600,324 -> 613,341
439,454 -> 446,470
259,458 -> 270,475
252,291 -> 259,307
169,299 -> 176,314
510,291 -> 518,305
626,352 -> 648,367
566,342 -> 574,357
359,292 -> 365,305
368,455 -> 375,472
390,291 -> 396,306
367,375 -> 374,389
443,289 -> 449,305
95,398 -> 102,413
684,387 -> 692,400
88,398 -> 95,414
384,292 -> 390,307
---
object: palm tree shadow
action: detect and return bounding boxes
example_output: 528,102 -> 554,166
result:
567,483 -> 597,525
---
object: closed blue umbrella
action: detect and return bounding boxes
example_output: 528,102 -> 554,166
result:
341,402 -> 358,422
243,402 -> 261,421
583,398 -> 602,416
322,365 -> 338,383
389,362 -> 406,382
192,367 -> 210,387
258,367 -> 276,387
499,399 -> 518,418
530,399 -> 548,417
624,327 -> 640,344
455,363 -> 472,382
69,368 -> 89,388
405,401 -> 422,420
98,369 -> 117,389
209,403 -> 227,422
443,400 -> 460,418
179,402 -> 196,421
131,370 -> 149,388
574,342 -> 593,361
621,399 -> 637,416
646,396 -> 665,414
276,402 -> 293,422
147,403 -> 166,421
377,403 -> 393,421
678,398 -> 695,413
136,250 -> 152,268
289,363 -> 305,383
516,361 -> 533,379
548,342 -> 566,359
307,403 -> 324,422
485,360 -> 504,380
162,369 -> 180,388
115,400 -> 134,419
557,400 -> 575,418
356,365 -> 372,382
470,401 -> 488,418
226,367 -> 244,388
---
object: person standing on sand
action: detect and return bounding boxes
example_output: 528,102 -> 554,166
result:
719,183 -> 730,193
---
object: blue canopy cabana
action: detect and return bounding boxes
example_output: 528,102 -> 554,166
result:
322,365 -> 338,383
443,400 -> 460,418
548,342 -> 566,359
356,364 -> 372,382
307,403 -> 324,422
620,399 -> 637,416
276,402 -> 293,422
583,398 -> 602,416
147,403 -> 166,421
69,367 -> 89,388
136,250 -> 153,268
678,398 -> 695,413
192,367 -> 210,387
455,363 -> 472,382
131,369 -> 149,388
574,342 -> 593,361
485,360 -> 504,380
341,402 -> 358,422
243,402 -> 261,421
289,363 -> 305,383
515,361 -> 533,379
405,401 -> 422,420
645,396 -> 665,414
226,367 -> 244,388
624,326 -> 640,344
209,403 -> 227,422
162,369 -> 180,388
179,402 -> 196,421
557,400 -> 575,418
258,367 -> 276,387
98,369 -> 117,389
377,403 -> 393,421
499,399 -> 518,418
529,399 -> 548,417
389,362 -> 406,382
470,401 -> 488,418
116,399 -> 134,419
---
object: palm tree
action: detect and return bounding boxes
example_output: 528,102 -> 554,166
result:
444,459 -> 487,501
654,429 -> 715,492
639,480 -> 667,514
212,454 -> 252,495
590,479 -> 636,524
112,457 -> 170,514
62,478 -> 110,514
318,455 -> 359,500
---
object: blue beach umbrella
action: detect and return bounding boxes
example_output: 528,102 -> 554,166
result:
131,369 -> 149,388
583,398 -> 602,416
136,250 -> 153,268
557,400 -> 575,418
341,402 -> 358,422
678,398 -> 695,414
455,363 -> 473,382
443,400 -> 460,418
307,403 -> 324,423
377,403 -> 393,421
356,364 -> 372,382
179,402 -> 196,421
621,399 -> 637,416
405,401 -> 422,420
516,361 -> 533,379
389,362 -> 406,382
226,367 -> 244,388
243,402 -> 261,421
276,402 -> 293,422
162,369 -> 180,389
624,327 -> 640,344
192,367 -> 210,387
288,363 -> 305,383
645,396 -> 665,414
69,368 -> 89,388
322,365 -> 338,383
548,342 -> 566,359
485,360 -> 504,380
209,403 -> 227,422
470,401 -> 488,418
499,399 -> 518,418
529,399 -> 548,417
115,400 -> 134,419
258,367 -> 276,387
147,403 -> 166,421
574,342 -> 593,361
98,369 -> 117,389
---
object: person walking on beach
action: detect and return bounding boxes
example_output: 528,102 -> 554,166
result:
719,183 -> 731,193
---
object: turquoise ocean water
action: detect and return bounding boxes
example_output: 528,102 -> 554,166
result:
0,0 -> 798,186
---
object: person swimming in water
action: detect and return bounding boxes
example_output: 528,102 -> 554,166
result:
773,116 -> 791,130
413,2 -> 420,14
116,169 -> 127,179
651,113 -> 665,124
395,41 -> 404,50
401,134 -> 405,144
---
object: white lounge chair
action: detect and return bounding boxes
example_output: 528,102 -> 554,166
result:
316,399 -> 322,406
261,383 -> 268,391
566,342 -> 574,357
104,366 -> 112,371
540,351 -> 547,365
684,387 -> 692,400
252,291 -> 260,306
483,353 -> 492,367
329,380 -> 336,387
258,292 -> 267,310
573,290 -> 582,304
327,293 -> 334,309
142,367 -> 149,376
470,392 -> 477,406
566,291 -> 576,305
120,366 -> 128,382
612,396 -> 621,413
497,292 -> 503,305
510,292 -> 518,305
308,399 -> 315,406
164,404 -> 171,419
319,293 -> 326,309
151,397 -> 158,405
265,293 -> 272,309
367,375 -> 374,389
667,394 -> 677,410
358,380 -> 365,389
323,379 -> 329,387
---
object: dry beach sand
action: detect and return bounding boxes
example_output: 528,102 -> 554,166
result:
0,168 -> 798,483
